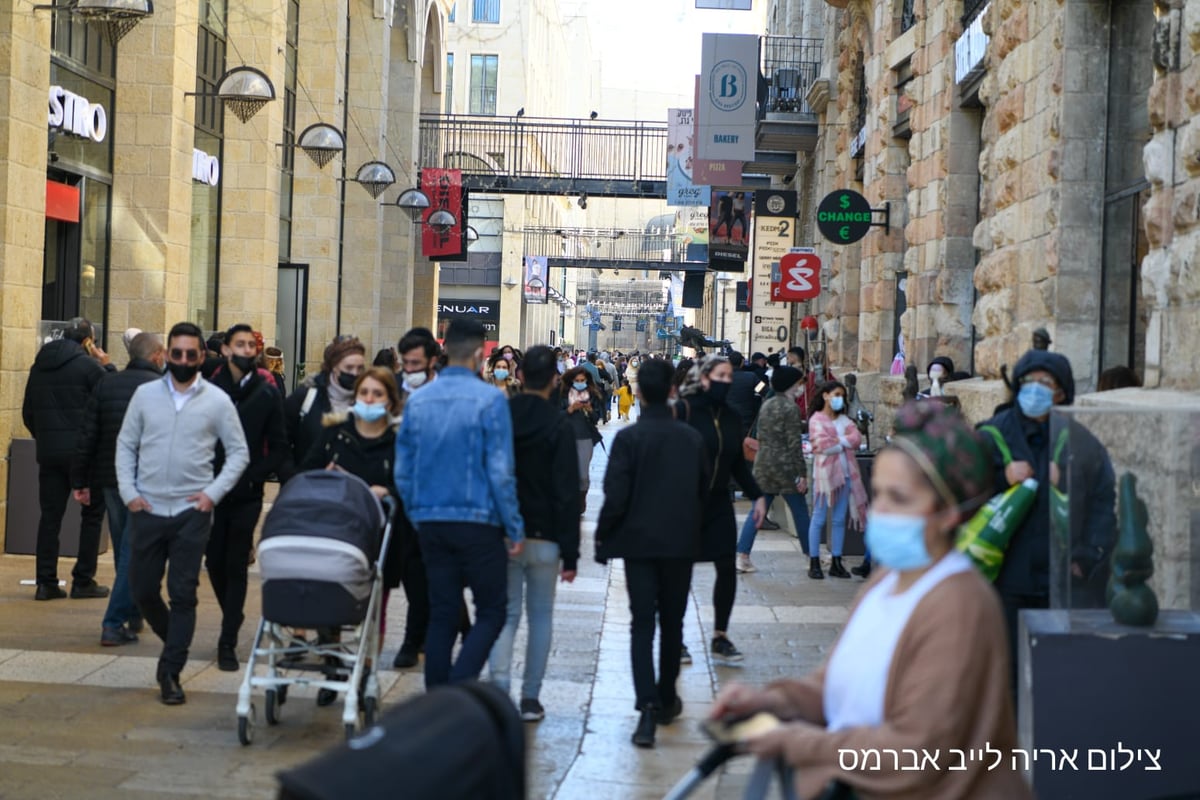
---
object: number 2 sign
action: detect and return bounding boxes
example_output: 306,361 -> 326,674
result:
773,250 -> 821,302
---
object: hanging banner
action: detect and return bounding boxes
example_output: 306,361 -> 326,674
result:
677,207 -> 708,263
421,168 -> 464,259
696,33 -> 758,162
750,196 -> 795,355
708,190 -> 753,272
775,247 -> 821,302
667,109 -> 710,207
522,255 -> 548,304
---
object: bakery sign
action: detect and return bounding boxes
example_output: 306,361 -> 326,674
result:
48,86 -> 107,143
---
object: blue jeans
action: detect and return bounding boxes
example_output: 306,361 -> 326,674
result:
419,522 -> 509,688
737,494 -> 811,557
101,488 -> 140,631
808,489 -> 850,557
488,538 -> 560,700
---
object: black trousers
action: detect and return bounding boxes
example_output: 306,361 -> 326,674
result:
712,555 -> 737,633
35,463 -> 104,587
625,557 -> 693,710
206,497 -> 263,648
399,544 -> 430,649
129,508 -> 212,677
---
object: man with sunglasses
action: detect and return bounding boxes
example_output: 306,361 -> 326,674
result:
116,322 -> 250,705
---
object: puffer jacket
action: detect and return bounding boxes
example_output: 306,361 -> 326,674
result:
71,358 -> 163,490
23,339 -> 109,466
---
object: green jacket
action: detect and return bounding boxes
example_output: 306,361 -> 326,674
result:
751,395 -> 807,495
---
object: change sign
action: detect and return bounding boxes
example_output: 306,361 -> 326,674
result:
817,189 -> 873,245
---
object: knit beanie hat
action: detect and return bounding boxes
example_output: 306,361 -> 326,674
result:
771,366 -> 803,393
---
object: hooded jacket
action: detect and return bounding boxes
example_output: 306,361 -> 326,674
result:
23,339 -> 109,466
72,357 -> 163,490
509,393 -> 581,571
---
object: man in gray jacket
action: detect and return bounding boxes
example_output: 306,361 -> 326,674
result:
116,322 -> 249,705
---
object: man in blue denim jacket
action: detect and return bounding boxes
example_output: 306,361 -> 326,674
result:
395,318 -> 525,687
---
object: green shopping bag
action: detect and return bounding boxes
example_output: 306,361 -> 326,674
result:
957,477 -> 1038,580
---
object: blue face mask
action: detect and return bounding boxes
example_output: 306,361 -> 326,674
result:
493,368 -> 510,381
572,381 -> 588,392
864,511 -> 933,572
1017,382 -> 1055,418
830,396 -> 845,413
353,401 -> 388,422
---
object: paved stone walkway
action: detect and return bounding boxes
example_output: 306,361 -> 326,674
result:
0,412 -> 863,799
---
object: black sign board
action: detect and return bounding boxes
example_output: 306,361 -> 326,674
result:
817,189 -> 874,245
753,190 -> 798,218
612,316 -> 622,332
735,281 -> 751,312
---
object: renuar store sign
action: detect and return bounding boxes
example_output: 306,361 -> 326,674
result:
48,86 -> 107,143
193,149 -> 220,186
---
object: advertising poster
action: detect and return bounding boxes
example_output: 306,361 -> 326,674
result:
696,33 -> 758,162
676,207 -> 709,263
420,168 -> 464,259
436,297 -> 500,351
749,211 -> 794,355
708,189 -> 753,272
523,255 -> 548,304
667,108 -> 710,207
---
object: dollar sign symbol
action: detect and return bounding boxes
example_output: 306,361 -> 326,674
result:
839,194 -> 850,210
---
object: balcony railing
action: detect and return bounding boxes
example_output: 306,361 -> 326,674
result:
419,114 -> 668,198
522,226 -> 702,268
759,36 -> 823,116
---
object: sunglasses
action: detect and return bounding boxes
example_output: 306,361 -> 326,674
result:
170,348 -> 201,362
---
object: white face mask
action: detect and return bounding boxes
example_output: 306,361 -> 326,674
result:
403,371 -> 428,390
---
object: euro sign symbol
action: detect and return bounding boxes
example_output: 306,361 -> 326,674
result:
839,225 -> 850,240
839,194 -> 851,210
720,75 -> 739,98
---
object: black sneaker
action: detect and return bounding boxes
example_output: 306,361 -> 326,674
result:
711,636 -> 744,663
392,645 -> 419,669
217,645 -> 239,672
100,626 -> 138,647
127,617 -> 145,633
158,673 -> 186,705
70,581 -> 110,599
35,584 -> 67,601
851,562 -> 872,579
519,698 -> 545,722
760,518 -> 781,531
656,696 -> 683,726
679,644 -> 692,665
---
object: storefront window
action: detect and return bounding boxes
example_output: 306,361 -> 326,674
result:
79,181 -> 110,326
190,0 -> 226,331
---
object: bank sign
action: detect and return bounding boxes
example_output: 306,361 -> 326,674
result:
696,34 -> 757,162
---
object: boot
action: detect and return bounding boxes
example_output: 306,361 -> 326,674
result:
829,557 -> 851,579
808,557 -> 824,580
631,706 -> 657,747
851,560 -> 872,579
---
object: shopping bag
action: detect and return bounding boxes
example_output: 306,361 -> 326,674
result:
956,477 -> 1038,581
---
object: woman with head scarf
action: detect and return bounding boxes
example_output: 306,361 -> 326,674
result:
710,401 -> 1031,800
806,380 -> 869,580
676,355 -> 767,665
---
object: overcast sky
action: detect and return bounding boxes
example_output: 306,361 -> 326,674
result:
588,0 -> 767,111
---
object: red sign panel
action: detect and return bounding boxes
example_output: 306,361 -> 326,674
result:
45,180 -> 80,223
773,251 -> 821,302
420,168 -> 463,259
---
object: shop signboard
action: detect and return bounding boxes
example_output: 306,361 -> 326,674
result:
750,194 -> 795,354
696,34 -> 758,162
667,108 -> 710,207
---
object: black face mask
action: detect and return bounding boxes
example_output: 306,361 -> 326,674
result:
230,354 -> 257,374
707,381 -> 731,405
336,371 -> 358,391
167,362 -> 200,383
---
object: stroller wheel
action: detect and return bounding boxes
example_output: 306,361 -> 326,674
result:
265,689 -> 282,725
277,685 -> 288,705
237,705 -> 256,746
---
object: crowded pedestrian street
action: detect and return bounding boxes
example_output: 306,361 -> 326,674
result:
0,415 -> 862,799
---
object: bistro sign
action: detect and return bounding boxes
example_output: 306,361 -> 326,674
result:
48,86 -> 107,143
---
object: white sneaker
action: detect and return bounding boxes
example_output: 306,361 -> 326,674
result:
736,554 -> 757,573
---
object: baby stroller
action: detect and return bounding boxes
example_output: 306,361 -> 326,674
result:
235,470 -> 394,744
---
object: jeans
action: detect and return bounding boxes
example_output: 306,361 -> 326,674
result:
737,493 -> 811,557
35,464 -> 104,587
205,497 -> 262,648
128,508 -> 212,677
808,489 -> 850,557
101,488 -> 140,631
625,558 -> 693,710
488,538 -> 560,700
419,522 -> 508,687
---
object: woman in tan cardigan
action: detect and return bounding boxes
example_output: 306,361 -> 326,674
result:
711,401 -> 1033,800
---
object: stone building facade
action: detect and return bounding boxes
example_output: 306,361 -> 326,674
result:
0,0 -> 450,548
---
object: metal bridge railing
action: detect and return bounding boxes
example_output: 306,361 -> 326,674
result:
760,36 -> 823,116
521,227 -> 697,265
420,115 -> 668,188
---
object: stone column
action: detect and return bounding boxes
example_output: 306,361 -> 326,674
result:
218,0 -> 288,334
0,7 -> 51,546
109,2 -> 201,337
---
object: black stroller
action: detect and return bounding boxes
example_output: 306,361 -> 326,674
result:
235,470 -> 394,744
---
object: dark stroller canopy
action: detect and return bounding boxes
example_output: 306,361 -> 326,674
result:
263,470 -> 385,555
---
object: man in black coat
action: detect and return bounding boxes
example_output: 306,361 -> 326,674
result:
207,324 -> 289,671
595,359 -> 710,749
487,346 -> 581,722
72,332 -> 165,643
724,351 -> 764,434
23,317 -> 113,601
